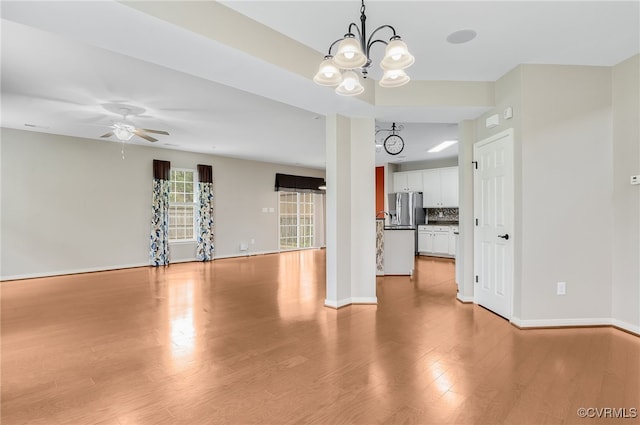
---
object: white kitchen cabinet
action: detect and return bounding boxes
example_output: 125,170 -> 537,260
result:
448,226 -> 458,256
393,171 -> 423,193
418,225 -> 450,256
433,231 -> 449,254
418,231 -> 430,253
422,167 -> 459,207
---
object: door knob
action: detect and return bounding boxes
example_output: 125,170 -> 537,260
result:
498,234 -> 509,240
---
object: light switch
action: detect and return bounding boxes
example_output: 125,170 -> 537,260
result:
262,207 -> 268,213
269,207 -> 275,213
631,175 -> 640,185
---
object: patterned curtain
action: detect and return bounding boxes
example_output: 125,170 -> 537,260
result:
196,164 -> 215,261
150,160 -> 171,266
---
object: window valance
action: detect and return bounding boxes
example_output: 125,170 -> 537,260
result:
197,164 -> 213,183
153,159 -> 171,180
275,173 -> 325,193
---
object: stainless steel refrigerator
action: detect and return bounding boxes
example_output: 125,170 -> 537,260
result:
387,192 -> 425,254
388,192 -> 425,227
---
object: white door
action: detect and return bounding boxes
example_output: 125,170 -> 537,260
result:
474,129 -> 514,319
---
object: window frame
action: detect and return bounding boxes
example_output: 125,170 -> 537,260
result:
168,168 -> 197,243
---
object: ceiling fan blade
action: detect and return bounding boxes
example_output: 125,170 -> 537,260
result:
133,130 -> 158,143
139,128 -> 169,135
100,132 -> 114,138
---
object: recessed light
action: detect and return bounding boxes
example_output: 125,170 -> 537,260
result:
446,29 -> 477,44
428,140 -> 458,153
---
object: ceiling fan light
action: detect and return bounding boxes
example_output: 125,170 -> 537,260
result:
333,34 -> 367,69
313,56 -> 342,86
379,69 -> 410,87
335,71 -> 364,96
381,38 -> 415,70
113,123 -> 134,141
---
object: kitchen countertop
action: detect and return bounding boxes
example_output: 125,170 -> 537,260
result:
423,221 -> 459,226
384,226 -> 416,231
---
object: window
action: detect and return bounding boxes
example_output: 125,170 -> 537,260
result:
279,192 -> 314,250
169,169 -> 196,241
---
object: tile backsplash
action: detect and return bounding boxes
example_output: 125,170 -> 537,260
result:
427,208 -> 459,222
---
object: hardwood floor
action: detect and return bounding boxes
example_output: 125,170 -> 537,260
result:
2,250 -> 639,425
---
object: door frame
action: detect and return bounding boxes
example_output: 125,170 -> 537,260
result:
473,128 -> 515,320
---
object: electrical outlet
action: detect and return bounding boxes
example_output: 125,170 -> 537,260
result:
557,281 -> 566,295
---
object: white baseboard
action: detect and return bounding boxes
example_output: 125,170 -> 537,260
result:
612,319 -> 640,336
324,298 -> 352,309
511,317 -> 612,328
171,258 -> 198,263
351,297 -> 378,305
1,262 -> 150,281
213,250 -> 279,260
456,293 -> 474,303
510,316 -> 640,336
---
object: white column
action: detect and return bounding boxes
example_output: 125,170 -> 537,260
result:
325,114 -> 376,308
349,117 -> 376,303
457,120 -> 476,302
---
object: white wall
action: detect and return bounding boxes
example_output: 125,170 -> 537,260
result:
612,54 -> 640,332
470,63 -> 632,329
0,128 -> 324,280
519,65 -> 614,322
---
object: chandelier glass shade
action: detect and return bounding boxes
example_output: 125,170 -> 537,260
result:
380,39 -> 415,70
333,34 -> 368,69
313,0 -> 414,96
335,70 -> 365,96
379,69 -> 410,87
313,57 -> 342,86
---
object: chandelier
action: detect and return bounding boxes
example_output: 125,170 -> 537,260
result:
313,0 -> 414,96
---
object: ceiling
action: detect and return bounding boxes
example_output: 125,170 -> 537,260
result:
1,1 -> 638,169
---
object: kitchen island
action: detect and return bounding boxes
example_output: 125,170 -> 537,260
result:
380,226 -> 416,276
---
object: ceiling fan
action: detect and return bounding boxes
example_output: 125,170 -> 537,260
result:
100,107 -> 169,143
